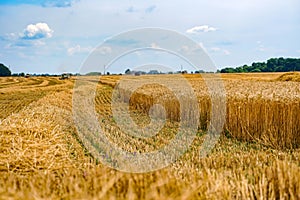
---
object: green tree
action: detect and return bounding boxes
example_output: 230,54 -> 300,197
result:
267,58 -> 277,72
85,72 -> 101,76
0,63 -> 11,76
220,67 -> 236,73
125,69 -> 131,74
220,57 -> 300,73
251,68 -> 261,72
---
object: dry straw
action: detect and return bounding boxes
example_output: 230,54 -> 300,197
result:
0,74 -> 299,199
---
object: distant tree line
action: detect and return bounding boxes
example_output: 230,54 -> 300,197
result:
124,68 -> 206,75
220,57 -> 300,73
85,72 -> 102,76
2,57 -> 299,76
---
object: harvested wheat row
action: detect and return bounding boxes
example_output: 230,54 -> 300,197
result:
0,90 -> 88,175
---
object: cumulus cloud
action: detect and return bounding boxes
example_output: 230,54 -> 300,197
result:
186,25 -> 217,34
3,25 -> 51,48
67,45 -> 92,56
21,23 -> 53,40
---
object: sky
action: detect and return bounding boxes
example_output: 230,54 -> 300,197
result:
0,0 -> 299,74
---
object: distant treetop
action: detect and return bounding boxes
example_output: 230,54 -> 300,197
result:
85,72 -> 102,76
0,63 -> 11,76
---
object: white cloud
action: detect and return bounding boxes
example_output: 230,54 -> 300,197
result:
186,25 -> 217,34
210,47 -> 231,55
67,45 -> 92,56
21,23 -> 53,40
5,39 -> 46,49
6,33 -> 18,40
150,42 -> 160,49
32,40 -> 46,46
94,46 -> 112,55
178,43 -> 208,55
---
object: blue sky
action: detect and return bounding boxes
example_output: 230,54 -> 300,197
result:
0,0 -> 76,7
0,0 -> 299,74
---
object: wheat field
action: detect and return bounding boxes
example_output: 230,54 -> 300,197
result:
0,73 -> 299,199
